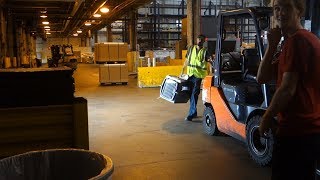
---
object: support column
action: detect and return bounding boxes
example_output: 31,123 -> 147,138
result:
80,37 -> 86,47
25,28 -> 33,67
94,31 -> 98,43
129,10 -> 137,51
15,24 -> 22,67
194,0 -> 201,43
187,0 -> 201,46
87,37 -> 91,47
106,24 -> 113,42
87,30 -> 92,47
30,32 -> 36,61
7,9 -> 14,59
19,25 -> 28,66
0,8 -> 7,68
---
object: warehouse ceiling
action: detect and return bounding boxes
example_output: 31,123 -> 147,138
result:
3,0 -> 152,38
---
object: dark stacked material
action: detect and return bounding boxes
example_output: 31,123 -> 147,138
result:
0,67 -> 75,108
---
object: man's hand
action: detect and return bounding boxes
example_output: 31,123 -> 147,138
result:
267,27 -> 282,49
259,114 -> 274,137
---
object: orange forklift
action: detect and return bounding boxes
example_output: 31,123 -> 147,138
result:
201,7 -> 275,166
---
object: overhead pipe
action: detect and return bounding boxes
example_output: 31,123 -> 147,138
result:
10,0 -> 77,1
62,0 -> 84,32
64,0 -> 106,36
88,0 -> 152,34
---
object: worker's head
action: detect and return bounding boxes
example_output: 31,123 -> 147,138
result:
197,34 -> 206,46
273,0 -> 305,31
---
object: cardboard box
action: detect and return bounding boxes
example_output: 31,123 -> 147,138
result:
99,63 -> 128,84
95,43 -> 109,62
95,43 -> 128,63
94,44 -> 98,63
108,43 -> 119,61
118,43 -> 128,61
120,64 -> 128,82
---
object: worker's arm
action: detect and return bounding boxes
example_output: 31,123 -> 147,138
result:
257,27 -> 282,84
259,72 -> 298,136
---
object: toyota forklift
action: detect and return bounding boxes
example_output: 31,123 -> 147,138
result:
201,7 -> 276,166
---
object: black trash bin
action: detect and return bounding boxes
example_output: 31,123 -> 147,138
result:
317,163 -> 320,180
0,149 -> 113,180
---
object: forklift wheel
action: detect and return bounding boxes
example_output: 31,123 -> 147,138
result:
203,106 -> 220,136
246,115 -> 274,166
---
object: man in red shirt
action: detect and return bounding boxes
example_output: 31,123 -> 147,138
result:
257,0 -> 320,179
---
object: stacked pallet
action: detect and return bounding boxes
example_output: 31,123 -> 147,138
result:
94,42 -> 128,63
0,67 -> 88,158
0,67 -> 75,108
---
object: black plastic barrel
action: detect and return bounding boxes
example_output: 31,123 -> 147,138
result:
0,149 -> 113,180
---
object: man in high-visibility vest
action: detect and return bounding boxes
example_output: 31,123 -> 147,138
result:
184,34 -> 212,121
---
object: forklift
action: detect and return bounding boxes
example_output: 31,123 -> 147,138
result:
201,7 -> 275,166
202,8 -> 320,175
48,44 -> 78,70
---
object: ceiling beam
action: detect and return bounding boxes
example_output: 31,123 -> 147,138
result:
88,0 -> 152,33
9,0 -> 77,2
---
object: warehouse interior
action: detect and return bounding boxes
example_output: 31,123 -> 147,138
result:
0,0 -> 319,179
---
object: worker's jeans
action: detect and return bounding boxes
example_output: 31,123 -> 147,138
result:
187,76 -> 202,118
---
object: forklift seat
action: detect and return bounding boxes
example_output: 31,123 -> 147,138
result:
242,48 -> 260,82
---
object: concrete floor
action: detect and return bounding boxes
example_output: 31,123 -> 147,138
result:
73,64 -> 271,180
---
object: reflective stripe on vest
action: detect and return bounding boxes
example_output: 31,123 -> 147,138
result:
187,46 -> 207,78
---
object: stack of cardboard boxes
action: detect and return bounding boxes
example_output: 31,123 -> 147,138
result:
95,42 -> 129,85
94,42 -> 128,63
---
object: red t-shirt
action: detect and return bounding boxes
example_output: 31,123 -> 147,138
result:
277,29 -> 320,136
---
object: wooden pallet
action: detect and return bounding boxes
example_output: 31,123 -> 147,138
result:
0,97 -> 89,158
100,82 -> 128,86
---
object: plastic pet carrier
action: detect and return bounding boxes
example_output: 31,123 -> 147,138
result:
160,75 -> 190,103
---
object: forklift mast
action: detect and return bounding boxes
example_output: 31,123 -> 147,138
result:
212,7 -> 273,107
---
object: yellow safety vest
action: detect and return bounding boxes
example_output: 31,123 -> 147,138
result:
187,46 -> 208,78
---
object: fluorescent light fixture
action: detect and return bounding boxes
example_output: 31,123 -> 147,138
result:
73,33 -> 78,36
42,21 -> 49,25
100,7 -> 109,13
46,32 -> 51,35
85,21 -> 91,26
44,26 -> 50,29
93,13 -> 101,18
45,29 -> 50,31
40,15 -> 47,18
77,30 -> 82,33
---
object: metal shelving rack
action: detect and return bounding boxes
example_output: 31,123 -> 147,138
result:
105,0 -> 266,49
136,0 -> 186,50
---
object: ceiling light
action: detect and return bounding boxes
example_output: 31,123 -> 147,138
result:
40,15 -> 47,18
46,32 -> 51,35
77,30 -> 82,33
45,29 -> 50,31
42,21 -> 49,25
73,33 -> 78,36
44,26 -> 50,29
100,7 -> 109,13
93,13 -> 101,18
85,21 -> 91,26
